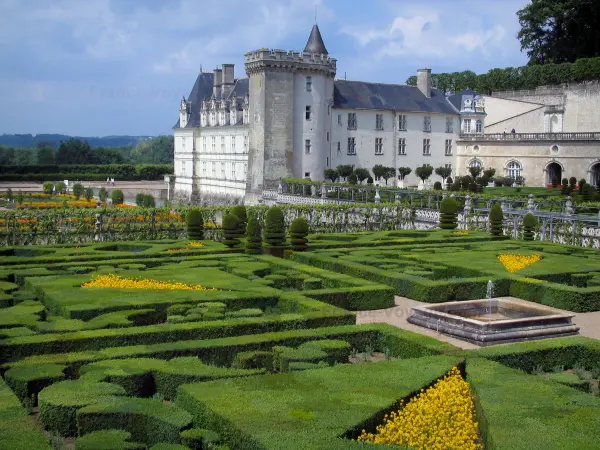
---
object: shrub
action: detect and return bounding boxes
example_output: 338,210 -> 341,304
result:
98,187 -> 108,202
578,179 -> 586,190
582,183 -> 594,202
289,217 -> 309,252
222,214 -> 241,248
348,173 -> 358,185
569,177 -> 577,190
180,428 -> 220,449
263,206 -> 285,247
245,215 -> 262,255
111,189 -> 124,205
366,176 -> 374,185
55,181 -> 67,194
523,213 -> 537,241
433,181 -> 442,190
4,364 -> 66,407
489,203 -> 504,237
439,197 -> 458,230
231,205 -> 247,237
551,176 -> 559,188
72,183 -> 84,200
43,181 -> 54,195
84,187 -> 94,202
233,351 -> 274,370
186,209 -> 204,240
135,194 -> 155,208
76,429 -> 144,450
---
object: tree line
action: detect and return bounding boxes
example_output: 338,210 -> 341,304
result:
0,136 -> 174,166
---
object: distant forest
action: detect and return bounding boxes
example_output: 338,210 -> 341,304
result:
0,136 -> 174,166
0,134 -> 155,148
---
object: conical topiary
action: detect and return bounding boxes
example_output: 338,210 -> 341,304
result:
231,205 -> 248,237
289,217 -> 309,251
523,213 -> 537,241
439,197 -> 458,230
222,213 -> 240,248
264,206 -> 286,248
245,214 -> 262,255
186,209 -> 204,240
489,203 -> 504,237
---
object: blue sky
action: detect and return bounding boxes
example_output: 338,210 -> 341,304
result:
0,0 -> 530,137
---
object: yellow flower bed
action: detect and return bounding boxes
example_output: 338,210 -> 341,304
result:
452,231 -> 469,236
497,253 -> 541,273
358,367 -> 483,450
187,241 -> 206,248
81,274 -> 216,291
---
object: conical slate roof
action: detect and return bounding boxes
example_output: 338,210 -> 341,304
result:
304,24 -> 328,55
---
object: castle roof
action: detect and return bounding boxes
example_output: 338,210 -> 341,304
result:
447,89 -> 486,115
333,80 -> 459,115
304,24 -> 328,55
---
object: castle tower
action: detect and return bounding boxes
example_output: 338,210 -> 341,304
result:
179,97 -> 189,128
244,24 -> 336,203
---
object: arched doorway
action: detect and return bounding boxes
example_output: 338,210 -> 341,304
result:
546,162 -> 562,185
590,163 -> 600,187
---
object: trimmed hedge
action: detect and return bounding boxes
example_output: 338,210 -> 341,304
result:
0,164 -> 172,180
76,397 -> 193,446
231,205 -> 247,238
186,209 -> 204,241
180,428 -> 220,449
489,204 -> 503,237
263,206 -> 285,248
438,197 -> 458,230
221,214 -> 240,248
245,215 -> 262,255
76,430 -> 145,450
4,363 -> 65,407
523,213 -> 537,241
289,218 -> 309,252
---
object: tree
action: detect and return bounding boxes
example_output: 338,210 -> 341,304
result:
289,217 -> 309,251
42,182 -> 54,195
84,187 -> 94,202
433,181 -> 442,190
397,167 -> 412,181
348,173 -> 358,185
186,209 -> 204,240
489,204 -> 504,237
245,214 -> 262,255
98,187 -> 108,202
439,198 -> 459,229
55,181 -> 66,195
468,166 -> 482,179
569,177 -> 577,190
434,166 -> 452,182
371,165 -> 386,183
111,189 -> 124,205
222,214 -> 241,248
324,169 -> 338,183
336,165 -> 353,181
353,168 -> 370,184
263,206 -> 286,248
523,213 -> 537,241
36,147 -> 54,165
414,165 -> 433,183
231,205 -> 248,238
483,168 -> 496,179
517,0 -> 600,65
381,167 -> 396,185
55,138 -> 95,165
72,183 -> 84,200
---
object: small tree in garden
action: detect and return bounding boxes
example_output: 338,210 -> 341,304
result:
551,176 -> 559,188
245,214 -> 262,255
461,176 -> 471,190
16,190 -> 24,205
523,213 -> 537,241
439,197 -> 458,229
186,208 -> 204,240
222,213 -> 241,248
6,188 -> 13,202
324,169 -> 338,183
263,206 -> 286,248
434,166 -> 452,183
397,167 -> 411,184
84,187 -> 94,202
578,179 -> 587,191
56,181 -> 66,194
433,181 -> 442,190
381,167 -> 396,185
366,176 -> 374,185
445,176 -> 453,188
371,165 -> 386,183
582,183 -> 594,202
489,203 -> 504,237
231,205 -> 248,237
72,183 -> 84,200
111,189 -> 124,205
348,173 -> 358,185
43,182 -> 54,195
98,187 -> 108,202
483,168 -> 496,179
468,166 -> 482,179
353,168 -> 370,184
289,217 -> 309,251
569,177 -> 577,190
415,165 -> 433,184
336,165 -> 354,181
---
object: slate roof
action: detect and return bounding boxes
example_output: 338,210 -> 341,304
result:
173,73 -> 249,129
304,24 -> 328,55
333,80 -> 459,115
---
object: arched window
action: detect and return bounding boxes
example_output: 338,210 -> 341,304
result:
507,161 -> 522,179
469,159 -> 482,168
476,120 -> 483,133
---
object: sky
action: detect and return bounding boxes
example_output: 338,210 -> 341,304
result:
0,0 -> 530,137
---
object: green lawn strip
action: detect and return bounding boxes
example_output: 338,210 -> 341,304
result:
467,357 -> 600,450
76,430 -> 145,450
76,396 -> 192,446
3,323 -> 459,374
0,300 -> 45,328
0,376 -> 51,450
0,299 -> 354,362
175,355 -> 463,450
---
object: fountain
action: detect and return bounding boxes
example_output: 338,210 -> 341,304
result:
407,293 -> 579,346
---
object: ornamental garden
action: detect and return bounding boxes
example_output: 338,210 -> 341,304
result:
0,204 -> 599,450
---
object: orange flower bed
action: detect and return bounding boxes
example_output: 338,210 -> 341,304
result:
15,201 -> 105,210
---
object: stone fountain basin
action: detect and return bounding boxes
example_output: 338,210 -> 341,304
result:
407,297 -> 579,346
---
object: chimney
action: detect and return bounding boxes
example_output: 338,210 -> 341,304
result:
221,64 -> 235,98
417,68 -> 432,98
213,68 -> 222,98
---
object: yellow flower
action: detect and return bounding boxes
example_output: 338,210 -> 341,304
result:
187,241 -> 206,248
81,274 -> 217,291
358,367 -> 483,450
452,231 -> 469,236
497,253 -> 541,273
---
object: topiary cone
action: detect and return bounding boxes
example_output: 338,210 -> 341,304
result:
438,197 -> 458,230
522,213 -> 537,241
489,203 -> 504,237
245,215 -> 262,255
231,205 -> 248,237
264,206 -> 286,247
289,217 -> 309,251
222,213 -> 241,248
186,209 -> 204,240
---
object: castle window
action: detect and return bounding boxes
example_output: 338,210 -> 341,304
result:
507,161 -> 522,179
326,131 -> 330,142
446,117 -> 453,133
243,163 -> 247,178
244,135 -> 249,153
398,138 -> 406,155
422,138 -> 431,155
375,138 -> 383,155
202,137 -> 207,153
337,142 -> 341,153
348,113 -> 357,130
305,106 -> 312,121
211,137 -> 216,153
469,159 -> 482,168
445,163 -> 452,170
476,120 -> 483,133
231,136 -> 236,153
202,161 -> 207,176
398,115 -> 407,131
231,162 -> 235,179
211,162 -> 216,177
304,172 -> 311,178
445,139 -> 452,156
305,139 -> 311,154
221,136 -> 225,153
464,119 -> 472,133
338,114 -> 342,125
347,137 -> 356,155
376,114 -> 384,130
221,162 -> 225,178
306,76 -> 312,92
423,116 -> 431,132
326,157 -> 329,168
